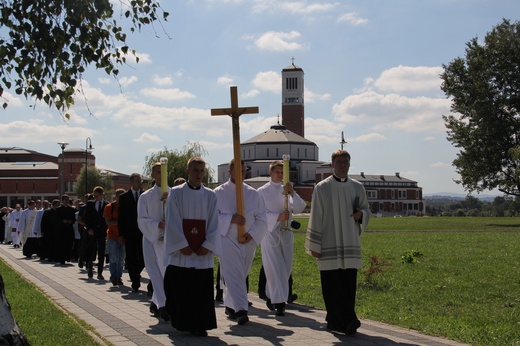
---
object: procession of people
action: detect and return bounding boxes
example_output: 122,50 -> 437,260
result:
1,150 -> 370,338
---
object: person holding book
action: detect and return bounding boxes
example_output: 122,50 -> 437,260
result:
305,150 -> 371,336
163,157 -> 220,336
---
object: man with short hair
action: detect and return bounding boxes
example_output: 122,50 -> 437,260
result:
215,159 -> 267,325
118,173 -> 145,291
164,157 -> 220,336
8,204 -> 22,248
305,150 -> 371,336
18,200 -> 39,258
257,160 -> 306,316
54,195 -> 77,265
137,163 -> 170,320
104,189 -> 126,287
83,187 -> 108,279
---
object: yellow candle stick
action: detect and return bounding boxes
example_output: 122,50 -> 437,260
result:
160,157 -> 168,194
282,154 -> 290,184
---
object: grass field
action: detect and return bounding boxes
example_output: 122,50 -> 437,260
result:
248,217 -> 520,346
0,259 -> 103,346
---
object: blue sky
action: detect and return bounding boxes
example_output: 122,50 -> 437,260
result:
1,0 -> 519,195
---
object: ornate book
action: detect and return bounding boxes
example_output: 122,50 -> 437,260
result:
182,219 -> 206,252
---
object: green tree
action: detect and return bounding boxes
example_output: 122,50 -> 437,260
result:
74,165 -> 113,198
441,19 -> 520,196
142,142 -> 215,188
0,0 -> 168,117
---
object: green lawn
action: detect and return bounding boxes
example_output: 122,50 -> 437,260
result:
249,217 -> 520,346
0,259 -> 103,346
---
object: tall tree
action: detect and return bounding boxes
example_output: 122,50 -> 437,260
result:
142,142 -> 215,188
441,19 -> 520,196
74,165 -> 114,198
0,0 -> 168,118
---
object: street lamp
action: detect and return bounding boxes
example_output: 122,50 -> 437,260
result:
57,141 -> 69,197
85,137 -> 94,195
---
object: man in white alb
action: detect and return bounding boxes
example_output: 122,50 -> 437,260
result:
257,160 -> 306,316
137,162 -> 170,321
215,159 -> 267,325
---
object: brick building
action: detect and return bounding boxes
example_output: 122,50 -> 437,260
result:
0,147 -> 131,208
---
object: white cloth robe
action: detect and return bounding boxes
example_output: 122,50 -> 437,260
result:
164,183 -> 220,267
8,209 -> 22,246
215,179 -> 267,312
17,208 -> 38,244
257,180 -> 307,304
137,184 -> 168,308
31,209 -> 45,238
305,176 -> 371,271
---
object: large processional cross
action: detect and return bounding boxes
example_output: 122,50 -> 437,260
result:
211,86 -> 259,243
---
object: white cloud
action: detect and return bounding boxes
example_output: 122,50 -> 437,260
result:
251,71 -> 280,93
134,132 -> 162,143
305,88 -> 332,103
254,31 -> 305,52
337,12 -> 368,26
373,65 -> 443,93
431,161 -> 450,168
217,75 -> 234,86
350,132 -> 386,143
119,76 -> 138,87
139,88 -> 196,101
253,1 -> 338,15
0,120 -> 91,145
332,90 -> 450,133
153,75 -> 173,86
423,136 -> 435,141
242,89 -> 260,98
98,77 -> 111,85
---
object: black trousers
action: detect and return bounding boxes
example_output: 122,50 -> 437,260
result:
258,265 -> 294,298
85,233 -> 106,273
125,236 -> 144,289
165,265 -> 217,332
320,268 -> 358,332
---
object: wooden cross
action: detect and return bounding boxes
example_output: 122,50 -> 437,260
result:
211,86 -> 259,243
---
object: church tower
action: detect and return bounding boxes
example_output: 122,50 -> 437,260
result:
281,60 -> 304,137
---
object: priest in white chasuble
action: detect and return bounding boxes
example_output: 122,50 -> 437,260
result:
257,160 -> 306,316
215,159 -> 267,326
305,150 -> 371,336
164,157 -> 220,337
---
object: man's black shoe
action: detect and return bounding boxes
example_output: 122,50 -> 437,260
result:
345,319 -> 361,335
88,268 -> 93,278
287,293 -> 298,303
266,299 -> 275,311
258,290 -> 267,300
275,302 -> 286,316
236,311 -> 249,325
225,306 -> 236,319
159,307 -> 170,321
149,302 -> 159,316
190,330 -> 208,337
97,274 -> 105,280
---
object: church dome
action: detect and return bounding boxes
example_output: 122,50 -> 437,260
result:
242,123 -> 314,145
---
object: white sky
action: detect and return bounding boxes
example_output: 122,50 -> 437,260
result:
1,0 -> 518,195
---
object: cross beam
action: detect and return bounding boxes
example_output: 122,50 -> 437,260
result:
211,86 -> 259,243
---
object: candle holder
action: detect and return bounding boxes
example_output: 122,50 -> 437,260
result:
282,154 -> 291,231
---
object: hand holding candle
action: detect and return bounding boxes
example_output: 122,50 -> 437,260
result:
282,154 -> 290,185
160,157 -> 168,194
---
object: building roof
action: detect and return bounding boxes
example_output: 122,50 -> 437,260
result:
282,63 -> 303,71
0,162 -> 57,170
242,124 -> 315,145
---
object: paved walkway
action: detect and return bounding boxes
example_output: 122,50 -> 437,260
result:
0,244 -> 470,346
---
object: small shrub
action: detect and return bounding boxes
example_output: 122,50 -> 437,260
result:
401,249 -> 423,264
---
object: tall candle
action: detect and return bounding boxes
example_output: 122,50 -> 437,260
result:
282,154 -> 290,184
160,157 -> 168,194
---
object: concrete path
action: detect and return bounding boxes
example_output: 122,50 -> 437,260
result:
0,244 -> 470,346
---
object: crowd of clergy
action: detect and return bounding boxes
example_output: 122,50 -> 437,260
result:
0,149 -> 370,338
